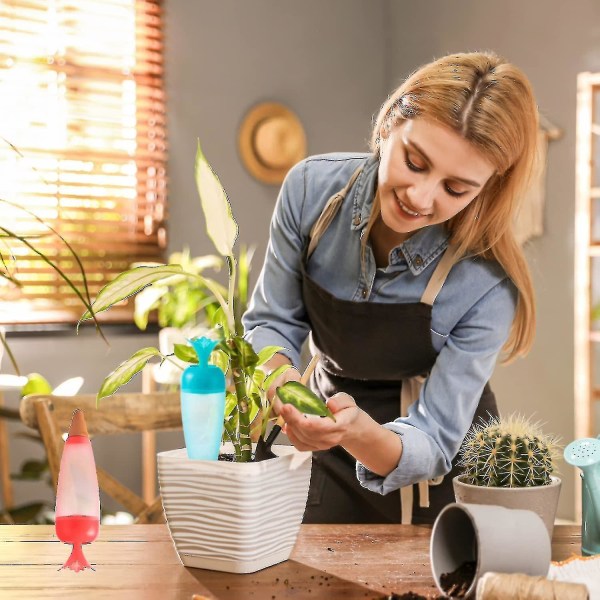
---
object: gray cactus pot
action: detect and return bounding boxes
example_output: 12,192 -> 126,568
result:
452,475 -> 561,540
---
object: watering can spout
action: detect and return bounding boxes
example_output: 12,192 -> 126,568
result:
564,437 -> 600,555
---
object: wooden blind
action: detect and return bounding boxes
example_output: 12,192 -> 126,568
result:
0,0 -> 167,325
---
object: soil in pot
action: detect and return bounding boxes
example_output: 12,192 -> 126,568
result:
217,453 -> 236,462
217,453 -> 277,462
439,560 -> 476,598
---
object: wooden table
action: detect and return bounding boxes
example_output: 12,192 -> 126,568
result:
0,524 -> 582,600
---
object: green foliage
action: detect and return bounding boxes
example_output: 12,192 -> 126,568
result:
458,414 -> 560,488
92,141 -> 330,462
132,249 -> 224,331
277,382 -> 336,420
20,373 -> 52,397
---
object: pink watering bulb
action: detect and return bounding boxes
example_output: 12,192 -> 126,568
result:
55,409 -> 100,572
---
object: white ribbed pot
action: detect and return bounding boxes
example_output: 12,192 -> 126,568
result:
453,475 -> 561,540
157,443 -> 312,573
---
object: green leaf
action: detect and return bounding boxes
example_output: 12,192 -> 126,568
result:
256,345 -> 286,366
134,284 -> 168,330
195,140 -> 238,256
225,392 -> 238,418
97,347 -> 162,402
276,381 -> 336,421
249,393 -> 261,423
264,364 -> 292,391
252,368 -> 266,390
211,348 -> 229,373
173,343 -> 198,364
21,373 -> 52,397
80,265 -> 184,321
208,305 -> 230,337
232,337 -> 259,370
237,244 -> 255,308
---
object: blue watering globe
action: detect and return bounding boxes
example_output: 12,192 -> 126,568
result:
564,437 -> 600,556
180,336 -> 226,460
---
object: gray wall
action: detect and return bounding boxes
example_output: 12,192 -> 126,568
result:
4,0 -> 598,521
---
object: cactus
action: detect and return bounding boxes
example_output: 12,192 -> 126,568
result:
458,415 -> 560,488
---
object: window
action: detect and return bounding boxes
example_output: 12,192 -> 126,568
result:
0,0 -> 167,325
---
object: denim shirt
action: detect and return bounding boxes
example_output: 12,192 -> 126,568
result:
243,152 -> 518,493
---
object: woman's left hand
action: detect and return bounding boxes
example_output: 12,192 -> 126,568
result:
275,392 -> 361,451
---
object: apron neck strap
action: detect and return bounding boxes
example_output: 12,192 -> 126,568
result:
307,166 -> 363,260
420,243 -> 462,306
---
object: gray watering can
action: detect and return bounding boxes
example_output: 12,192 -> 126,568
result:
564,436 -> 600,556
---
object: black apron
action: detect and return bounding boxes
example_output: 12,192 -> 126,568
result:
300,167 -> 497,525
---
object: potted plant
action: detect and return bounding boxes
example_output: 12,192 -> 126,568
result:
82,141 -> 334,573
453,414 -> 562,539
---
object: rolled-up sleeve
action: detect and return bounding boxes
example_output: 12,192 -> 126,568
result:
356,277 -> 518,494
242,161 -> 310,367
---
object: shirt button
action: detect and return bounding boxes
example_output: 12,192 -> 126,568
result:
361,288 -> 368,298
353,214 -> 362,226
414,255 -> 423,267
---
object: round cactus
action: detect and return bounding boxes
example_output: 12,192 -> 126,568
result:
457,414 -> 560,488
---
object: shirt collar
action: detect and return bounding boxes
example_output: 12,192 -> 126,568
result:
350,154 -> 379,232
349,155 -> 450,275
394,224 -> 449,274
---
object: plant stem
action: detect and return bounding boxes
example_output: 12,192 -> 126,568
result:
223,419 -> 241,460
228,338 -> 252,462
227,255 -> 239,335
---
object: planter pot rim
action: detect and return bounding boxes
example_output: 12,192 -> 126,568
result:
158,443 -> 312,473
453,474 -> 561,491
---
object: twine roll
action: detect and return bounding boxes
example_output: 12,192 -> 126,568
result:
476,572 -> 589,600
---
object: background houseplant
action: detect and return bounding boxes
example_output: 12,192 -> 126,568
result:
453,414 -> 562,538
131,246 -> 252,388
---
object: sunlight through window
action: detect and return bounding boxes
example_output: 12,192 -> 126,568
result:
0,0 -> 166,324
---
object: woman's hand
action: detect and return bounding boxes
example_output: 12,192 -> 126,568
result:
275,390 -> 404,477
274,392 -> 361,451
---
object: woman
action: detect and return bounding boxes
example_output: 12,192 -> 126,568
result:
242,51 -> 539,524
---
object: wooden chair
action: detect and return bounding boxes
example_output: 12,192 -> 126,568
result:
19,392 -> 182,524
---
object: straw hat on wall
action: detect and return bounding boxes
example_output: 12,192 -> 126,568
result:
238,102 -> 307,184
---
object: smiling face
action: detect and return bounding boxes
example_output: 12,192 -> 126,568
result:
375,118 -> 496,246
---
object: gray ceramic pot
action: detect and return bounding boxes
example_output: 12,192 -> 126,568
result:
430,502 -> 551,599
452,475 -> 561,540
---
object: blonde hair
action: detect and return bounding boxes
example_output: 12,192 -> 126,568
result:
367,51 -> 539,363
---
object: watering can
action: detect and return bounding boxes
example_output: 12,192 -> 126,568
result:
564,436 -> 600,556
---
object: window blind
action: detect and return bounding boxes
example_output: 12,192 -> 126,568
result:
0,0 -> 167,325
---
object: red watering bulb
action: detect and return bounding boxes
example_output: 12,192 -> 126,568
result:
55,409 -> 100,572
